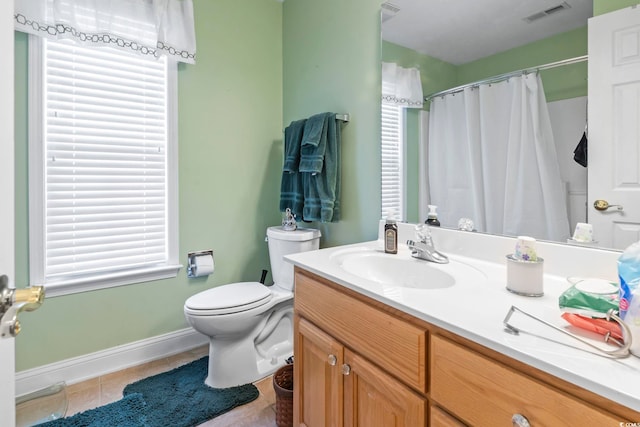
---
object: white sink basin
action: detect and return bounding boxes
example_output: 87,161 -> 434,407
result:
329,245 -> 487,290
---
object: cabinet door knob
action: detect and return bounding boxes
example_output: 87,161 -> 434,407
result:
511,414 -> 531,427
328,354 -> 337,366
341,364 -> 351,376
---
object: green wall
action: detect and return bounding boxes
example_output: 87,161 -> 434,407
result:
457,27 -> 587,102
14,0 -> 284,371
594,0 -> 638,15
282,0 -> 382,247
383,27 -> 588,105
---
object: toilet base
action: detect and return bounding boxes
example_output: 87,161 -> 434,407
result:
204,305 -> 294,388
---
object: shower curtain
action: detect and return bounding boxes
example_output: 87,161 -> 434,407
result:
427,73 -> 570,241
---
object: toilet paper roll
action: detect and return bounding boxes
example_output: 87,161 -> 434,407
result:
192,254 -> 214,277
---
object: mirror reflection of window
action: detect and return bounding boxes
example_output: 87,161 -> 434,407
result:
381,62 -> 424,221
381,101 -> 405,220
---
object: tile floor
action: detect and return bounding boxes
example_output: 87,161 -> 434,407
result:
16,345 -> 279,427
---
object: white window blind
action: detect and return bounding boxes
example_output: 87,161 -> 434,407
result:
29,37 -> 180,295
381,101 -> 405,220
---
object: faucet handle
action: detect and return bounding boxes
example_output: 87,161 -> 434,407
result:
414,224 -> 431,243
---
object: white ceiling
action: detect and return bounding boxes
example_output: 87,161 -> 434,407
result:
381,0 -> 593,65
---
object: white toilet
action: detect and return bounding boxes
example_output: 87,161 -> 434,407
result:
184,226 -> 321,388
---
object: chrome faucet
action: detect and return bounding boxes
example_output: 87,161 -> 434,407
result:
406,224 -> 449,264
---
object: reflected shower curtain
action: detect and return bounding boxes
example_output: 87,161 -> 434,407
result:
427,73 -> 570,241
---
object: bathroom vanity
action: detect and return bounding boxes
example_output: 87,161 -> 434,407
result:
287,223 -> 640,426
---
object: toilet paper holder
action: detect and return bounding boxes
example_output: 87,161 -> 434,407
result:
187,250 -> 214,278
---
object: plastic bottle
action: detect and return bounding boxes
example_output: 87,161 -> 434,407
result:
426,205 -> 441,226
384,211 -> 398,254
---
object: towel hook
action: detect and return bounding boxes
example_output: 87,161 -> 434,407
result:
503,305 -> 632,359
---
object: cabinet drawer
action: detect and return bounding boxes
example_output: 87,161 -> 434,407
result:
431,335 -> 620,426
430,405 -> 466,427
295,270 -> 427,392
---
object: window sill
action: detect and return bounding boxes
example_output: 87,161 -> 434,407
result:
39,265 -> 183,298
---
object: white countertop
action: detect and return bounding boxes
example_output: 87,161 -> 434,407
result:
285,224 -> 640,412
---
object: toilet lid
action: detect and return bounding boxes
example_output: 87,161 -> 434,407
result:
184,282 -> 272,315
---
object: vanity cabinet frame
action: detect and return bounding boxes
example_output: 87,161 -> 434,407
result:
295,317 -> 425,427
293,267 -> 640,426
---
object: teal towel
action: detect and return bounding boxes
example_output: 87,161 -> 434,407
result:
283,119 -> 306,172
300,113 -> 332,173
303,113 -> 341,222
280,119 -> 307,219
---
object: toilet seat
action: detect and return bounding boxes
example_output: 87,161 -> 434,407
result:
184,282 -> 273,315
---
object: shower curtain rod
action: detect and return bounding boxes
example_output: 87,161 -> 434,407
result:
424,55 -> 588,101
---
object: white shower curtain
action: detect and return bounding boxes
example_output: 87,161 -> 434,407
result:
427,73 -> 570,241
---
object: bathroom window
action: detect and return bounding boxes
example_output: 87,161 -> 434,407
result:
28,36 -> 181,297
381,102 -> 406,220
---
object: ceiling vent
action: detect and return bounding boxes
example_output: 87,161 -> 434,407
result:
381,2 -> 400,23
523,2 -> 572,23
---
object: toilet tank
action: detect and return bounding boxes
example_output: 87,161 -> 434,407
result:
267,226 -> 321,291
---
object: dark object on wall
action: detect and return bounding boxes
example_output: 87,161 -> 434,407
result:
573,131 -> 588,167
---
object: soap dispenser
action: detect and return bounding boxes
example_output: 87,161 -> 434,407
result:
426,205 -> 441,226
384,211 -> 398,254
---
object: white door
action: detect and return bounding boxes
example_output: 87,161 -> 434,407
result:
588,6 -> 640,250
0,0 -> 16,424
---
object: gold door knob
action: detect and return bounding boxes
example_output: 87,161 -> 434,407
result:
11,320 -> 21,336
593,199 -> 623,211
0,276 -> 45,338
14,286 -> 45,312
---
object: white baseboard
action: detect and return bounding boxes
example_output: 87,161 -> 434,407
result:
16,328 -> 208,397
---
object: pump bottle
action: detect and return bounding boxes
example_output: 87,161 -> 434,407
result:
426,205 -> 441,226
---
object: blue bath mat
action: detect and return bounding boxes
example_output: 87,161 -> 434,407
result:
41,393 -> 147,427
41,357 -> 260,427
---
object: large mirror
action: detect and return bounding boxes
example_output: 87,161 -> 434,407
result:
380,0 -> 630,249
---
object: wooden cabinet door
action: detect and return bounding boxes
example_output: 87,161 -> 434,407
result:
294,317 -> 344,427
343,348 -> 426,427
430,405 -> 466,427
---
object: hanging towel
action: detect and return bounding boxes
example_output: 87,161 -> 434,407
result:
279,119 -> 307,219
300,113 -> 332,173
573,131 -> 588,167
302,113 -> 341,222
282,119 -> 306,172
